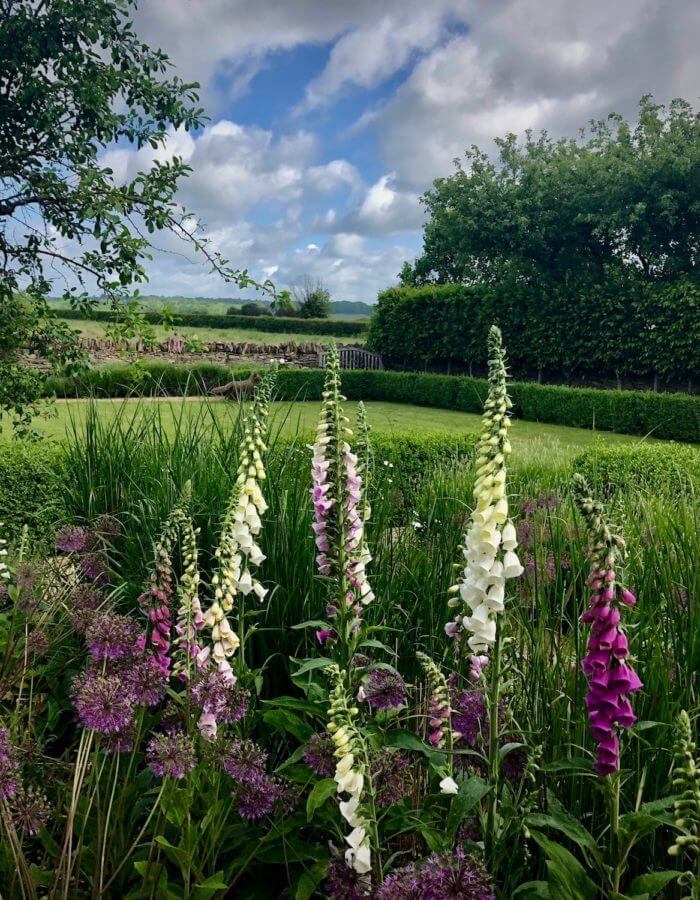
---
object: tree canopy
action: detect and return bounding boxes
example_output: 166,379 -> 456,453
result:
402,96 -> 699,288
0,0 -> 267,431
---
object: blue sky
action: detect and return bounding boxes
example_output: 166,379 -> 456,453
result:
102,0 -> 699,302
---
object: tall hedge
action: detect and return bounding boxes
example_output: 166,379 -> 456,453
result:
366,280 -> 699,384
58,308 -> 366,338
42,363 -> 700,443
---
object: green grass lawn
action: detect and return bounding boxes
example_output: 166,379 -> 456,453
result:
8,397 -> 663,465
59,318 -> 365,345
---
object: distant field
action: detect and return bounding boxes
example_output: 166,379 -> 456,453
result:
60,318 -> 365,346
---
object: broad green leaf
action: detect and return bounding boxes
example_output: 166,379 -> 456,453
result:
291,657 -> 334,677
513,882 -> 551,899
263,709 -> 314,742
446,776 -> 490,834
306,778 -> 338,820
526,794 -> 600,857
193,872 -> 228,899
628,871 -> 679,897
529,831 -> 598,900
541,757 -> 595,775
383,728 -> 445,767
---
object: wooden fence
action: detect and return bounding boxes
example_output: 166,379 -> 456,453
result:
319,347 -> 384,370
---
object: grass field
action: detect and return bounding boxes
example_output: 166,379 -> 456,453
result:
9,397 -> 663,464
59,318 -> 365,345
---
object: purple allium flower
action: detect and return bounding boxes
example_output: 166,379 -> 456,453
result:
501,744 -> 527,784
71,672 -> 135,734
221,738 -> 268,783
104,726 -> 136,754
371,749 -> 411,807
146,732 -> 196,778
232,770 -> 284,821
221,682 -> 250,724
451,690 -> 487,748
0,730 -> 20,799
69,584 -> 104,634
25,629 -> 49,658
379,847 -> 494,899
304,733 -> 336,777
458,820 -> 481,843
78,552 -> 110,585
366,668 -> 407,711
56,525 -> 97,554
92,514 -> 123,543
324,854 -> 372,899
10,786 -> 51,835
118,653 -> 168,706
85,612 -> 141,660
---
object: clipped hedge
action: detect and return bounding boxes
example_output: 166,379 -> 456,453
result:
42,363 -> 700,442
572,442 -> 700,495
0,442 -> 67,541
58,307 -> 366,338
367,280 -> 700,383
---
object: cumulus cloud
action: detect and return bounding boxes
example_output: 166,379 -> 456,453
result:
100,0 -> 699,300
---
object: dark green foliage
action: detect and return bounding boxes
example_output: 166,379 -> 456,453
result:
0,442 -> 67,541
58,307 -> 367,337
237,302 -> 269,317
367,280 -> 699,385
43,363 -> 700,442
405,96 -> 698,285
572,442 -> 700,495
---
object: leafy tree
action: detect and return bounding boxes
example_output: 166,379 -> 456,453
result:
293,275 -> 332,319
404,96 -> 699,287
0,0 -> 269,431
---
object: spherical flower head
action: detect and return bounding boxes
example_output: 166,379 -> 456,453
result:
304,732 -> 336,777
10,785 -> 51,835
56,525 -> 97,554
92,514 -> 123,543
72,671 -> 135,734
118,652 -> 168,706
232,770 -> 285,821
85,612 -> 141,660
0,730 -> 20,799
146,731 -> 196,778
452,690 -> 487,748
69,584 -> 104,634
325,854 -> 372,899
366,668 -> 407,711
371,748 -> 411,807
380,847 -> 494,899
104,726 -> 136,754
221,682 -> 250,723
221,737 -> 268,783
78,552 -> 110,585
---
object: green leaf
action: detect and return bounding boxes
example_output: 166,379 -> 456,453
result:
541,757 -> 595,775
383,729 -> 445,767
513,882 -> 551,899
529,831 -> 598,900
306,778 -> 338,821
291,657 -> 334,677
193,872 -> 229,899
446,777 -> 490,834
262,695 -> 325,717
627,871 -> 679,898
526,794 -> 600,857
618,812 -> 673,847
263,709 -> 314,742
154,835 -> 190,873
292,620 -> 330,631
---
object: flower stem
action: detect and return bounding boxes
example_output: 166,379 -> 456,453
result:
609,774 -> 622,894
485,621 -> 502,875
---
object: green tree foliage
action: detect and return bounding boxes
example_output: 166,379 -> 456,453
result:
0,0 -> 265,430
293,275 -> 332,319
402,96 -> 699,287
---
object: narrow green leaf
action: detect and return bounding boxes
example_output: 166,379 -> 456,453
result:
306,778 -> 338,821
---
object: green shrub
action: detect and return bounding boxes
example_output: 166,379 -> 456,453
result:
58,307 -> 366,337
572,442 -> 700,496
0,442 -> 67,542
43,363 -> 700,442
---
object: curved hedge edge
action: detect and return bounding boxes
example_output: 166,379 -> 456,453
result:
42,363 -> 700,443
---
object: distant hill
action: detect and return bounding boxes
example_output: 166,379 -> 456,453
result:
329,300 -> 373,317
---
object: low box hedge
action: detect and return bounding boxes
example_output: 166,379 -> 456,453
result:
0,442 -> 67,542
42,362 -> 700,443
572,442 -> 700,496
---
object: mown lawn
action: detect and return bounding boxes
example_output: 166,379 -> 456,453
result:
58,318 -> 365,345
7,397 -> 663,464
